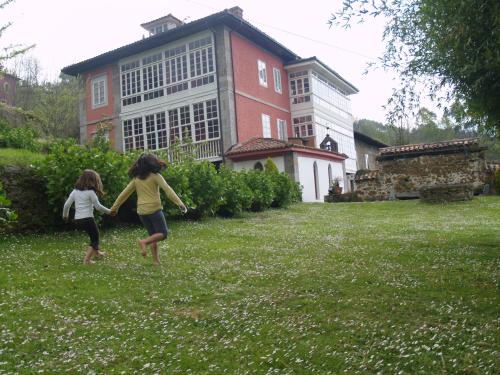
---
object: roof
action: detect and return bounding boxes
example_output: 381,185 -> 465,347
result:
62,10 -> 299,76
285,56 -> 358,94
377,138 -> 485,160
226,137 -> 348,161
140,14 -> 184,29
353,130 -> 388,148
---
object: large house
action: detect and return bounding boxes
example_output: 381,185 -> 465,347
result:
62,7 -> 359,202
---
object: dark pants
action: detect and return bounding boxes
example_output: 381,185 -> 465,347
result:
74,217 -> 100,250
139,210 -> 168,237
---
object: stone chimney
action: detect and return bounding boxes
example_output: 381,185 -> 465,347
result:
228,6 -> 243,19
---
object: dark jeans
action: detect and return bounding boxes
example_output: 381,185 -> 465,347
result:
74,217 -> 100,250
139,210 -> 168,237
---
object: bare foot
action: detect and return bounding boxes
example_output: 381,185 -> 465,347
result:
95,251 -> 106,258
83,260 -> 94,265
138,240 -> 147,258
152,261 -> 161,266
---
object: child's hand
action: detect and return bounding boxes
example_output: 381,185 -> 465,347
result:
63,216 -> 69,222
110,209 -> 117,217
179,204 -> 188,214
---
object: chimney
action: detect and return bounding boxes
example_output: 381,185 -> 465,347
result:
228,6 -> 243,19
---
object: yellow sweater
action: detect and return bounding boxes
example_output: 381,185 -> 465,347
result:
111,173 -> 183,216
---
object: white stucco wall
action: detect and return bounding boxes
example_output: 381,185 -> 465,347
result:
232,156 -> 285,172
297,156 -> 344,202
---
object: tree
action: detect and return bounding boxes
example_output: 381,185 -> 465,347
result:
0,0 -> 34,65
331,0 -> 500,136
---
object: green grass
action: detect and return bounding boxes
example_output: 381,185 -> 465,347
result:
0,148 -> 45,167
1,197 -> 499,374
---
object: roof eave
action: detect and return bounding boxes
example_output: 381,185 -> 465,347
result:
62,11 -> 299,77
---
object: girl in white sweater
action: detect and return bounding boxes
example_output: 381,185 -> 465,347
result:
63,169 -> 111,264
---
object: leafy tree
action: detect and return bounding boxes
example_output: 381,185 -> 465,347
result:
331,0 -> 500,136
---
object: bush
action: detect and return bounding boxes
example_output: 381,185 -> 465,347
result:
270,172 -> 302,208
218,166 -> 253,217
37,139 -> 134,226
242,170 -> 275,211
0,181 -> 17,233
164,159 -> 222,219
0,119 -> 41,152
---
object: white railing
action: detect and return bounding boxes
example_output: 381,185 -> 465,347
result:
168,138 -> 221,162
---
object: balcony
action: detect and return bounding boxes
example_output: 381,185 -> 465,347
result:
168,138 -> 222,162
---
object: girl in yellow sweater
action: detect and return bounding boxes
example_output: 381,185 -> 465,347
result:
110,153 -> 187,265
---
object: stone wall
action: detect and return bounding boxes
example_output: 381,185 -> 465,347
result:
0,165 -> 58,231
355,150 -> 488,201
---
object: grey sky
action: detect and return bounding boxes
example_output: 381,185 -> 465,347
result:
3,0 -> 398,123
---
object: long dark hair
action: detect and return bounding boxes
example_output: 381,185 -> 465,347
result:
128,153 -> 167,179
75,169 -> 104,196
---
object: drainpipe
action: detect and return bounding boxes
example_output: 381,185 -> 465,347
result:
210,27 -> 225,165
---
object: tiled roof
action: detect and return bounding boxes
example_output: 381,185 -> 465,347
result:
379,138 -> 481,157
226,137 -> 347,159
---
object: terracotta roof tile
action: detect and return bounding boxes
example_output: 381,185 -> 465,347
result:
226,137 -> 348,158
379,138 -> 481,156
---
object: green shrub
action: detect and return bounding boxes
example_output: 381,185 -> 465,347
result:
242,170 -> 275,211
0,119 -> 41,152
218,166 -> 253,217
264,157 -> 279,174
37,139 -> 134,226
163,158 -> 222,219
0,181 -> 17,233
270,172 -> 302,208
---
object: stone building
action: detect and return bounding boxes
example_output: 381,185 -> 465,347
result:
354,130 -> 387,170
355,138 -> 488,201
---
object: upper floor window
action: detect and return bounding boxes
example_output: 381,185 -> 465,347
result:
290,71 -> 310,104
293,115 -> 314,137
258,60 -> 267,87
120,36 -> 216,107
92,75 -> 107,108
277,119 -> 286,140
273,68 -> 282,94
262,114 -> 271,138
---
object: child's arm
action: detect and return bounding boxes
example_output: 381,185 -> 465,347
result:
62,191 -> 75,220
110,180 -> 135,213
90,191 -> 111,215
155,174 -> 187,212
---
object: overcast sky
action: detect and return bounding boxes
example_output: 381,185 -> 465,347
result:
2,0 -> 400,123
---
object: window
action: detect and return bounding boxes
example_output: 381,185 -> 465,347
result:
258,60 -> 267,87
92,75 -> 107,108
123,100 -> 219,152
365,154 -> 370,169
262,114 -> 271,138
254,162 -> 263,171
121,61 -> 142,106
313,161 -> 319,200
293,115 -> 314,137
290,71 -> 311,104
277,119 -> 286,140
273,68 -> 282,93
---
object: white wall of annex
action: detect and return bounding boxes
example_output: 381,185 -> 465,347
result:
297,156 -> 344,202
232,156 -> 285,172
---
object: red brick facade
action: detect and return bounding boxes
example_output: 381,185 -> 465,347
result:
231,33 -> 291,143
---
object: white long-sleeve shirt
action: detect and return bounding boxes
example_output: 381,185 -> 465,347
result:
62,189 -> 111,220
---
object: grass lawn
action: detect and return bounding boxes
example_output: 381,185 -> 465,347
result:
0,197 -> 499,374
0,148 -> 45,167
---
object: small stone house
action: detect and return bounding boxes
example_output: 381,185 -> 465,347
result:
354,130 -> 387,170
355,138 -> 488,200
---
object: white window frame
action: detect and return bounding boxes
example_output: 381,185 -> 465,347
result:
91,75 -> 107,109
273,67 -> 282,94
258,60 -> 267,87
262,114 -> 271,138
277,119 -> 287,140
